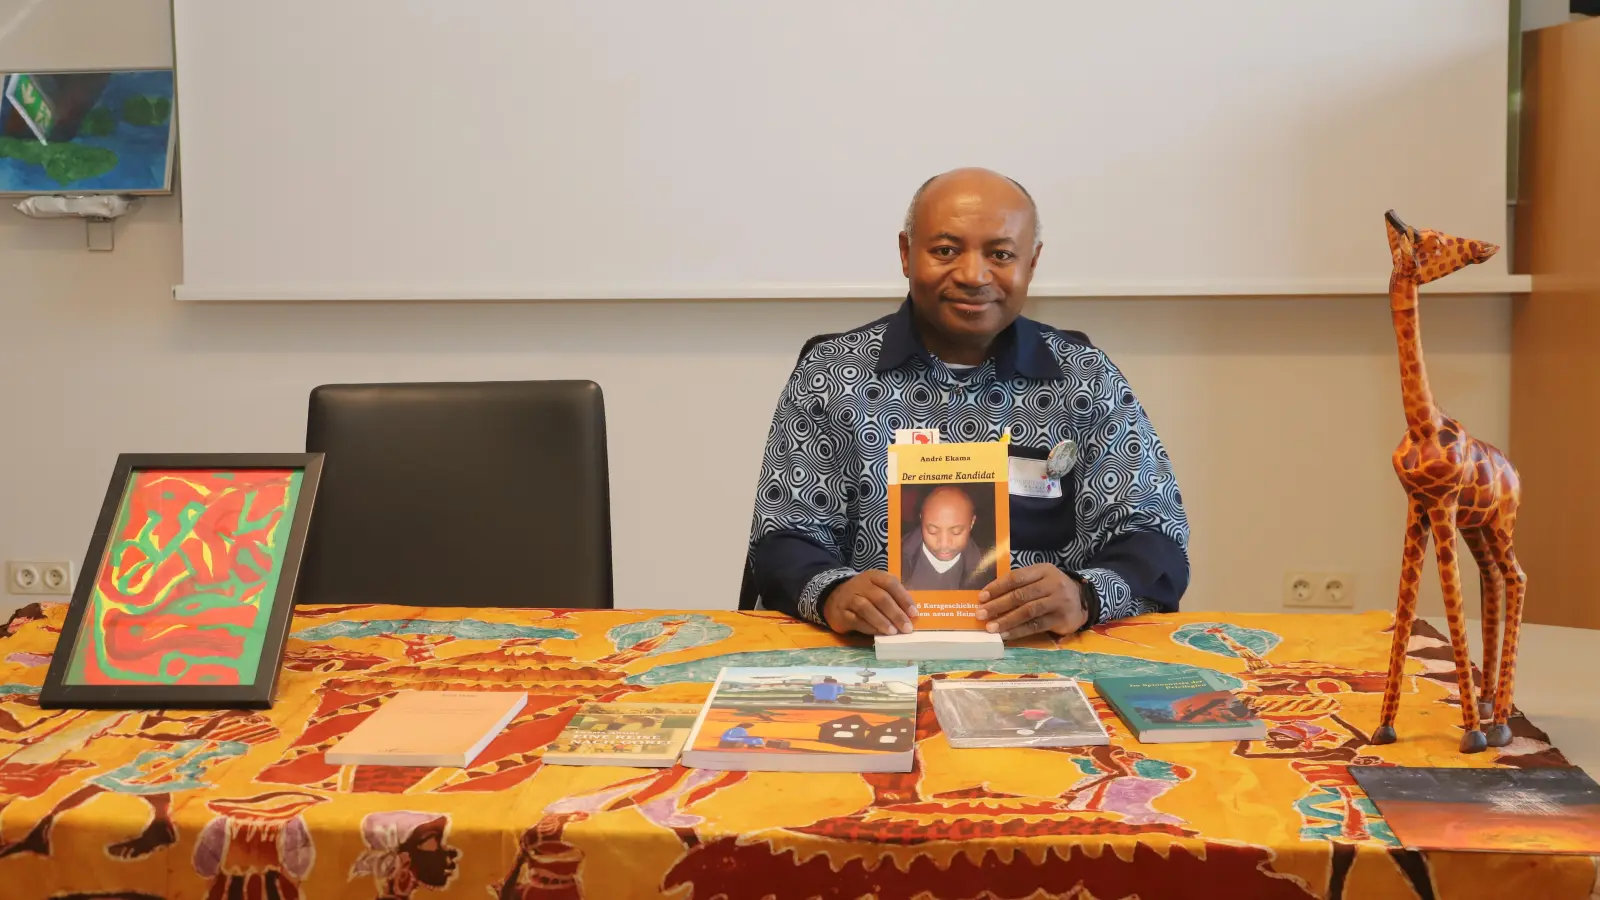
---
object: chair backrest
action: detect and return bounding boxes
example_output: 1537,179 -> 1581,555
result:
738,334 -> 842,611
299,380 -> 613,609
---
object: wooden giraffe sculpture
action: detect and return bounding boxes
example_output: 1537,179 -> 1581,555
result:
1373,209 -> 1525,754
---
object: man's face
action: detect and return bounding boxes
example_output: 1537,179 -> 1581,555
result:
920,489 -> 976,561
899,170 -> 1041,353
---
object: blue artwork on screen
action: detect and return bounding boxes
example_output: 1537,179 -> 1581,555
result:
0,69 -> 175,194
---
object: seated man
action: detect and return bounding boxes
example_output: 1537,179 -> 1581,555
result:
746,167 -> 1189,640
900,485 -> 996,591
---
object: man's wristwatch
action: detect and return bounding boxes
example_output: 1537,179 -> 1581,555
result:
1067,571 -> 1100,630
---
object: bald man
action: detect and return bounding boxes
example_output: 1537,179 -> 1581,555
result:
746,167 -> 1190,640
901,486 -> 995,591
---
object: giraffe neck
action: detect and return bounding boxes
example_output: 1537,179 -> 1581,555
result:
1389,274 -> 1442,434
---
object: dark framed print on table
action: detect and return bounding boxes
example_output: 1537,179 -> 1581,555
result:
39,453 -> 323,709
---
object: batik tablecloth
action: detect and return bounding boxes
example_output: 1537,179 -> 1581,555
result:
0,602 -> 1593,900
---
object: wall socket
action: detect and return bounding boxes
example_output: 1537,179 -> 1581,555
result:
1283,571 -> 1355,609
7,561 -> 74,596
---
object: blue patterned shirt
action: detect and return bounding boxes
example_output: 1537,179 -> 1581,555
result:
746,298 -> 1190,628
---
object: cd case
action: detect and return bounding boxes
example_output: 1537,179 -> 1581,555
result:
930,677 -> 1109,748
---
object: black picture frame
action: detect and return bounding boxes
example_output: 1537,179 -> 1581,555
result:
39,453 -> 323,710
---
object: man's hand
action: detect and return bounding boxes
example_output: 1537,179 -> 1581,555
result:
977,564 -> 1086,640
823,571 -> 916,636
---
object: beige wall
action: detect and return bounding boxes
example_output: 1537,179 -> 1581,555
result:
0,0 -> 1512,621
0,194 -> 1512,620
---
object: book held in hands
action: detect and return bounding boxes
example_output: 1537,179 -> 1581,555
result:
680,665 -> 918,773
542,702 -> 701,768
324,690 -> 528,768
880,440 -> 1010,660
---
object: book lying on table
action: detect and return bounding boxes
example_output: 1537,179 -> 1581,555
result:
680,665 -> 918,773
1094,670 -> 1264,743
931,677 -> 1109,748
542,702 -> 702,767
1350,766 -> 1600,854
879,440 -> 1009,661
324,690 -> 527,767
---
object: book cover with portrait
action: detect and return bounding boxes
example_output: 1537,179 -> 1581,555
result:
887,441 -> 1010,631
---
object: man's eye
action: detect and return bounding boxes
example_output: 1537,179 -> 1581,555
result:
932,247 -> 957,258
992,251 -> 1014,262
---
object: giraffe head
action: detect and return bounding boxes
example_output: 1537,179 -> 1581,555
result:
1384,210 -> 1498,285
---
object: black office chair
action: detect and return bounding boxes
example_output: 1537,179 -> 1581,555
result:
738,334 -> 841,611
297,380 -> 614,609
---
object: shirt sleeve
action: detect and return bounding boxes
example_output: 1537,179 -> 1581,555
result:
1066,353 -> 1191,625
746,371 -> 859,625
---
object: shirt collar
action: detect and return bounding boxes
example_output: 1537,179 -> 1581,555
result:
875,296 -> 1064,381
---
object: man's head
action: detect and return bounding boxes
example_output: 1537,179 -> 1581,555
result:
899,167 -> 1042,363
918,485 -> 977,561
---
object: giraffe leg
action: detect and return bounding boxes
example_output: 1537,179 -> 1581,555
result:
1463,527 -> 1502,721
1374,498 -> 1430,744
1429,506 -> 1485,753
1485,531 -> 1526,748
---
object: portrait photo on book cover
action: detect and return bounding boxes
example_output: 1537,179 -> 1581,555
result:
897,482 -> 998,591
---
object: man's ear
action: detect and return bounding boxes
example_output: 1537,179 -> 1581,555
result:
899,231 -> 912,279
1028,240 -> 1042,273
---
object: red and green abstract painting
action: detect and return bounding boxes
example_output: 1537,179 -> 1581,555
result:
63,468 -> 303,687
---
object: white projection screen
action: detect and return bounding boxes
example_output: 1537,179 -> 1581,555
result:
171,1 -> 1521,301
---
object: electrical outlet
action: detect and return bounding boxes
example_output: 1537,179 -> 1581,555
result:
1284,571 -> 1355,609
1321,573 -> 1354,608
7,560 -> 73,596
1284,573 -> 1315,606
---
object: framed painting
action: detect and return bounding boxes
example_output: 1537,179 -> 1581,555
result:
0,68 -> 176,196
39,454 -> 323,709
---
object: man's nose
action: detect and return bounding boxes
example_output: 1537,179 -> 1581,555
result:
954,252 -> 992,287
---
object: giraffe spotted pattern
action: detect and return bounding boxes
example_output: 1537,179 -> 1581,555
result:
1374,210 -> 1525,755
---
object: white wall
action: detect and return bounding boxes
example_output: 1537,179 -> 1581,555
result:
0,0 -> 1515,621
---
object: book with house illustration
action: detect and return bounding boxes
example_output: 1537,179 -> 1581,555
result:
880,440 -> 1010,660
680,665 -> 919,773
541,702 -> 703,768
1094,670 -> 1265,743
930,677 -> 1109,749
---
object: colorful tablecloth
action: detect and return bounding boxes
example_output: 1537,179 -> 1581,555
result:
0,602 -> 1593,900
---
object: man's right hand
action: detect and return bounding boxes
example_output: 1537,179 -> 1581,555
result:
822,571 -> 916,636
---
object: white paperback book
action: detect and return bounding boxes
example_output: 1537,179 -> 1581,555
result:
323,690 -> 528,768
875,631 -> 1004,660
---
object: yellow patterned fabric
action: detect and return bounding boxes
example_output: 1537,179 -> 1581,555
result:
0,603 -> 1593,900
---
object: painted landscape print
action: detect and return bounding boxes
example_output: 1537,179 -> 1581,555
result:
0,69 -> 175,194
63,469 -> 304,687
1352,766 -> 1600,854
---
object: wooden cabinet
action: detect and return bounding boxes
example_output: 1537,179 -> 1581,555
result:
1510,17 -> 1600,629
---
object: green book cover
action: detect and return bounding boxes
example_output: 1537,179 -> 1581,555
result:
1094,670 -> 1265,744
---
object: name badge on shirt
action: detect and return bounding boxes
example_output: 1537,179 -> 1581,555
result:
1008,455 -> 1062,499
893,429 -> 940,445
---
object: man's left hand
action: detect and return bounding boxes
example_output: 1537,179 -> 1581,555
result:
977,564 -> 1087,640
